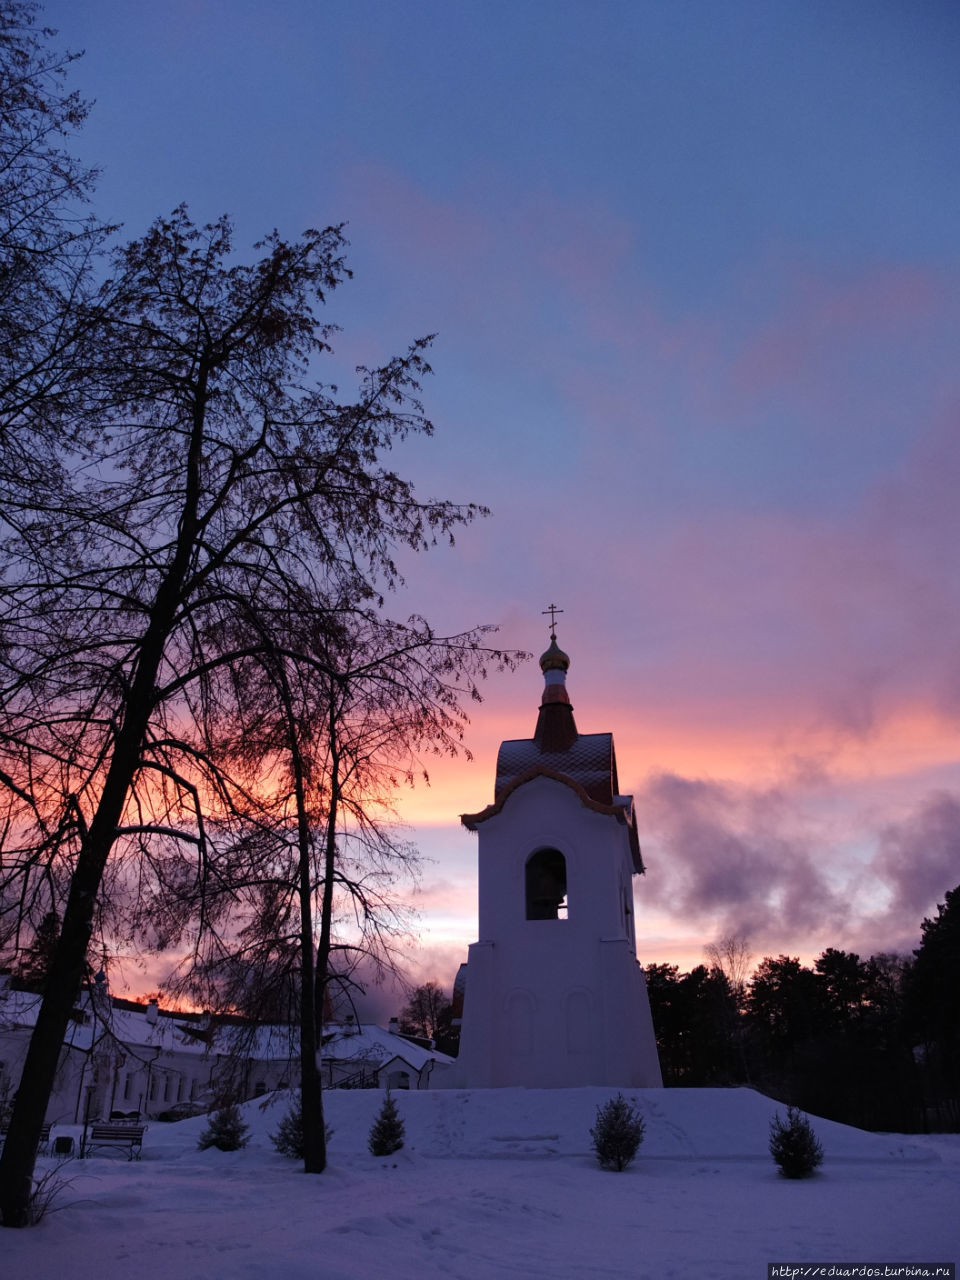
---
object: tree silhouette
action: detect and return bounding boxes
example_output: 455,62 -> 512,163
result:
14,911 -> 59,989
0,206 -> 513,1224
0,0 -> 109,436
368,1092 -> 404,1157
399,981 -> 454,1043
905,885 -> 960,1129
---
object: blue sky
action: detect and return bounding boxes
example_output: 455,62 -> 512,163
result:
43,0 -> 960,996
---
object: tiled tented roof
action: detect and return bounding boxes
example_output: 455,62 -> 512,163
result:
459,633 -> 644,873
495,731 -> 618,805
464,727 -> 644,875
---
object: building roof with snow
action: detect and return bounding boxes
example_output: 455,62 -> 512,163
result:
1,975 -> 452,1120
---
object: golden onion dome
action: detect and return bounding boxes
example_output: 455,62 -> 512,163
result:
539,635 -> 570,673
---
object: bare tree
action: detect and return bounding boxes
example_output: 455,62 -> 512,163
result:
399,981 -> 454,1043
704,933 -> 753,1011
153,605 -> 517,1173
705,932 -> 754,1084
0,207 -> 505,1223
0,0 -> 110,1016
0,0 -> 109,438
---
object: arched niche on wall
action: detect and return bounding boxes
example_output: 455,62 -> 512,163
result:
564,987 -> 596,1055
504,988 -> 535,1058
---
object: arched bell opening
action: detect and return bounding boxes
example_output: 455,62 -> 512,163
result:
525,848 -> 567,920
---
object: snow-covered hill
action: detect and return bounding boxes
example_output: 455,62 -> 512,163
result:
7,1087 -> 958,1280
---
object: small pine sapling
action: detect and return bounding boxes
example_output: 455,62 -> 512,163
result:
197,1101 -> 250,1152
590,1093 -> 645,1171
271,1094 -> 304,1159
270,1094 -> 331,1159
769,1106 -> 824,1178
368,1092 -> 405,1157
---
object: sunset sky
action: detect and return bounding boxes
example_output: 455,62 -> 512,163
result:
44,1 -> 960,1001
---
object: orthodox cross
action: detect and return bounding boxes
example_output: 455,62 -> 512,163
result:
542,602 -> 563,638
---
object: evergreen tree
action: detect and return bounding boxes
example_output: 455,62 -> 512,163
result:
814,948 -> 869,1029
905,884 -> 960,1126
271,1095 -> 304,1160
590,1094 -> 645,1172
368,1092 -> 404,1157
197,1102 -> 249,1152
769,1106 -> 823,1178
270,1092 -> 332,1161
748,955 -> 820,1050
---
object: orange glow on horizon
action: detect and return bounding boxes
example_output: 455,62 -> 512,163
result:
103,691 -> 952,1003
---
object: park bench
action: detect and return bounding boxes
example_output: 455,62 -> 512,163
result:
81,1122 -> 146,1160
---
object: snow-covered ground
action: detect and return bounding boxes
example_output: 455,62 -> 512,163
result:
5,1087 -> 958,1279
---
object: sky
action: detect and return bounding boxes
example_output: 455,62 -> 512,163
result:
40,1 -> 960,1001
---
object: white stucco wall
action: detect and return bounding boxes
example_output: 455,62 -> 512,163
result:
452,775 -> 662,1088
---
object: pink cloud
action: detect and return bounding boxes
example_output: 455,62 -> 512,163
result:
277,163 -> 960,984
874,791 -> 960,922
637,771 -> 847,942
635,768 -> 959,965
730,262 -> 943,397
337,162 -> 497,266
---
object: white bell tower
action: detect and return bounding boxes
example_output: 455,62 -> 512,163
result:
451,620 -> 662,1088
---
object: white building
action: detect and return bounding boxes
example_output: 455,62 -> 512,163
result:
0,977 -> 450,1124
447,632 -> 662,1088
